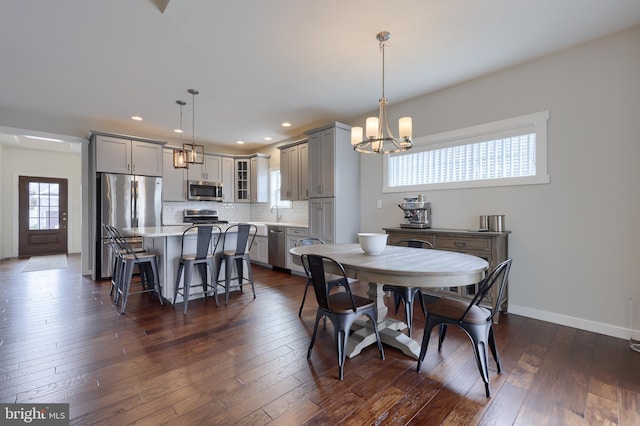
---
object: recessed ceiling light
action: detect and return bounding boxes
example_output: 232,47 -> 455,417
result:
130,116 -> 143,121
174,129 -> 183,134
24,135 -> 64,143
281,122 -> 292,128
236,140 -> 245,144
264,137 -> 272,141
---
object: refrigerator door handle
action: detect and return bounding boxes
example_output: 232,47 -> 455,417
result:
131,179 -> 138,227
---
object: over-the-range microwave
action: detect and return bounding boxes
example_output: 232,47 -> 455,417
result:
187,180 -> 223,201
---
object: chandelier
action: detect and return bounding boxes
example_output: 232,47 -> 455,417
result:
351,31 -> 413,154
173,89 -> 204,168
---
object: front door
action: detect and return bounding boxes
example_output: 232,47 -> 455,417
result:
18,176 -> 68,256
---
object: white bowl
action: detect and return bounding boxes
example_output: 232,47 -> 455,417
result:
358,233 -> 388,255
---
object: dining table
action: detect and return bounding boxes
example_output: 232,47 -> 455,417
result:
289,243 -> 489,359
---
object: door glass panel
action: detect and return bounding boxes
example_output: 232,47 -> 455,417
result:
28,182 -> 60,230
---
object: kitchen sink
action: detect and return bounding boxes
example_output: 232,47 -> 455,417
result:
248,222 -> 268,236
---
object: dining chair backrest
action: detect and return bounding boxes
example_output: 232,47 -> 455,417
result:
460,257 -> 512,323
223,223 -> 257,255
181,225 -> 221,260
296,238 -> 324,277
303,254 -> 357,313
396,238 -> 433,249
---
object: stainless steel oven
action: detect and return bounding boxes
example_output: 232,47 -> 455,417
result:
187,180 -> 223,201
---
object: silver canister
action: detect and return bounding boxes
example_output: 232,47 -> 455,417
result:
479,215 -> 489,230
488,215 -> 505,232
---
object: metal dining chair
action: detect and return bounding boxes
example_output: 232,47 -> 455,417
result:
383,238 -> 433,337
417,257 -> 512,397
303,253 -> 385,380
296,237 -> 349,317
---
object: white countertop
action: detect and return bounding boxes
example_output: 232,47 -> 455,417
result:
127,221 -> 308,238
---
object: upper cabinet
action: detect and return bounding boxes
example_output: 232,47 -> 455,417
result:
95,135 -> 163,177
279,141 -> 308,201
250,155 -> 269,203
305,122 -> 360,244
162,148 -> 186,201
235,154 -> 270,203
187,154 -> 222,182
221,157 -> 235,202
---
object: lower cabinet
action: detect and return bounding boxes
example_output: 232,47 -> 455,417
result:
385,227 -> 510,319
250,235 -> 269,265
286,227 -> 308,275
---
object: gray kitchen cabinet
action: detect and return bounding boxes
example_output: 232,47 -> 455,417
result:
250,155 -> 269,203
384,227 -> 510,321
95,134 -> 163,176
298,142 -> 309,200
187,154 -> 222,182
307,128 -> 335,197
279,141 -> 308,201
308,198 -> 334,244
235,158 -> 250,202
250,235 -> 268,265
235,155 -> 269,203
286,226 -> 308,274
221,156 -> 235,202
305,122 -> 359,244
162,148 -> 186,201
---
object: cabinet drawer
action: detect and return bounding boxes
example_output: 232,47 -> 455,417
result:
286,227 -> 308,238
434,235 -> 491,252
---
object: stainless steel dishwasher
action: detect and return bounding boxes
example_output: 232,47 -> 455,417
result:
267,225 -> 286,269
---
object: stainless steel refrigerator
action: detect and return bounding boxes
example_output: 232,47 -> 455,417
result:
97,173 -> 162,279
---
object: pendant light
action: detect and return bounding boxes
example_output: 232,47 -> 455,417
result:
184,88 -> 204,165
172,100 -> 188,169
351,31 -> 413,154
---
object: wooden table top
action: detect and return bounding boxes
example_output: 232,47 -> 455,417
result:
290,243 -> 488,288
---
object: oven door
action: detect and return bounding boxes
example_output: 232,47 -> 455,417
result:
188,181 -> 223,201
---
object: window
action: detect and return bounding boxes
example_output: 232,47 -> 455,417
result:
28,182 -> 60,230
384,111 -> 549,192
269,169 -> 291,208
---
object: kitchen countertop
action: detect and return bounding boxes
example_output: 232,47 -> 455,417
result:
128,222 -> 308,238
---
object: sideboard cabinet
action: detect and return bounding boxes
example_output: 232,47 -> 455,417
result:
384,227 -> 510,320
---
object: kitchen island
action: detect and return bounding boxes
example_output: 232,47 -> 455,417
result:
124,224 -> 247,303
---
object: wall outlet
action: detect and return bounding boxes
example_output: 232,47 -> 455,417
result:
376,200 -> 382,209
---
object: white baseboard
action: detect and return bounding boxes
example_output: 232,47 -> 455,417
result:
508,304 -> 630,341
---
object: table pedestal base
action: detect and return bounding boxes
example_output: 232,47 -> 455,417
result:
347,282 -> 421,360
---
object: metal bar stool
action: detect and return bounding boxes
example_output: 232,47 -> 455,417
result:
174,224 -> 221,314
108,225 -> 163,314
215,223 -> 257,305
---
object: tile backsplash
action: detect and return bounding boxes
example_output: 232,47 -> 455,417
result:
162,201 -> 307,225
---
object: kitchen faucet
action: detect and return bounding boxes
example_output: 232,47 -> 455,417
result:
271,205 -> 281,223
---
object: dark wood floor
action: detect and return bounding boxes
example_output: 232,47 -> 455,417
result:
1,254 -> 639,425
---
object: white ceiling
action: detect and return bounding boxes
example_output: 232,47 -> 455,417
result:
1,0 -> 640,153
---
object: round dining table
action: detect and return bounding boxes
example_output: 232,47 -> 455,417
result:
290,243 -> 489,359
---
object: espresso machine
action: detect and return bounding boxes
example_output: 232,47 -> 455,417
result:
398,199 -> 432,228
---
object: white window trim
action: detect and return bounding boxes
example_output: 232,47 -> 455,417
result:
382,111 -> 550,192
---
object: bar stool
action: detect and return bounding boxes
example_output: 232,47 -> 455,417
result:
108,225 -> 163,314
215,223 -> 257,305
103,224 -> 146,301
173,224 -> 221,314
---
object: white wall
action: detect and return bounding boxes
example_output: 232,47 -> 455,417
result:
0,147 -> 83,257
356,26 -> 640,339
